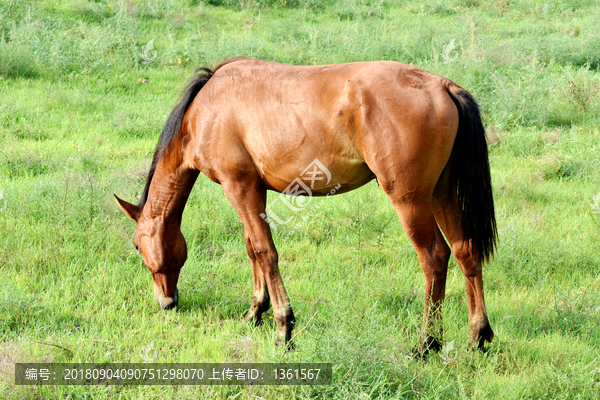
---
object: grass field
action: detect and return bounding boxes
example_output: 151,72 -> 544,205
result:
1,0 -> 600,398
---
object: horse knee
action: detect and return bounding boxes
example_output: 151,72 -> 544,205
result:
252,247 -> 277,267
245,234 -> 278,265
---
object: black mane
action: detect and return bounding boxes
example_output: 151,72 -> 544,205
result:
136,67 -> 214,210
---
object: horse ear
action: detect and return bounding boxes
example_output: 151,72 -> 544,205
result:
114,195 -> 140,221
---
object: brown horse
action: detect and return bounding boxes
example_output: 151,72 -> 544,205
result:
115,57 -> 497,353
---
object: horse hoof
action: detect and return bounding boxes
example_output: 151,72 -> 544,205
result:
244,311 -> 264,327
409,337 -> 443,359
469,322 -> 494,351
275,338 -> 295,351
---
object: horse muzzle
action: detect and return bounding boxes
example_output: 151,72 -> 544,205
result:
154,285 -> 179,310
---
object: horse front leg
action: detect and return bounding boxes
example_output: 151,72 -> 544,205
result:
253,242 -> 295,346
244,231 -> 271,326
222,182 -> 295,347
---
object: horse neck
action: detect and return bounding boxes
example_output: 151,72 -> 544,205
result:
143,150 -> 199,226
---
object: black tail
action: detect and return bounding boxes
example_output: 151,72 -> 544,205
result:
446,83 -> 497,262
137,67 -> 214,209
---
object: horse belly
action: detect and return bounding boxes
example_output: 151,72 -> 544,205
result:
249,134 -> 375,196
268,161 -> 374,196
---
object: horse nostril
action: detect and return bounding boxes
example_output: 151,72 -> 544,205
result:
135,245 -> 139,251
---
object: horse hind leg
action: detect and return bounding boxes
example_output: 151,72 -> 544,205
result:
432,166 -> 494,350
382,183 -> 451,355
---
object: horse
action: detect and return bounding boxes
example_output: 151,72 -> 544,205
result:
115,57 -> 497,354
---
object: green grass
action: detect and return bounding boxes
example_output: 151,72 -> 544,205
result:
1,0 -> 600,398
